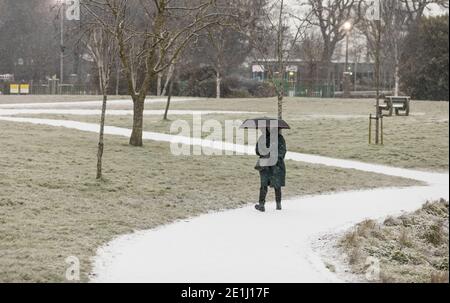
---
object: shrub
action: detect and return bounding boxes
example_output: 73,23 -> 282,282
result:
390,250 -> 410,264
399,228 -> 412,248
400,16 -> 449,101
179,66 -> 277,98
423,222 -> 444,246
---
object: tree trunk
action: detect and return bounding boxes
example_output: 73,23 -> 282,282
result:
394,64 -> 400,96
163,80 -> 173,120
129,97 -> 145,146
277,93 -> 283,119
216,71 -> 221,99
156,73 -> 162,96
115,69 -> 120,96
394,41 -> 400,96
96,94 -> 107,179
326,60 -> 333,96
161,63 -> 175,97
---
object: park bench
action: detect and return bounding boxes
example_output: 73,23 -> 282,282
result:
377,96 -> 410,117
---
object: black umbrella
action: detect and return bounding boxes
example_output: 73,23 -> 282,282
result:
240,117 -> 291,129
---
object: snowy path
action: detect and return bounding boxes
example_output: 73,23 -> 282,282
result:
0,97 -> 203,108
0,115 -> 448,283
0,109 -> 261,116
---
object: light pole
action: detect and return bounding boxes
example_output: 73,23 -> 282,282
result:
60,1 -> 65,86
343,21 -> 352,98
56,0 -> 65,91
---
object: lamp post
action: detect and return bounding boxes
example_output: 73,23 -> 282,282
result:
54,0 -> 66,92
60,1 -> 65,87
343,21 -> 352,98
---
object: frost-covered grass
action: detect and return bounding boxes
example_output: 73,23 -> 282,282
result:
0,120 -> 418,282
20,97 -> 448,170
339,199 -> 449,283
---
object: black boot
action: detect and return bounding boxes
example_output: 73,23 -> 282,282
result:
255,186 -> 268,212
275,188 -> 282,210
255,203 -> 265,212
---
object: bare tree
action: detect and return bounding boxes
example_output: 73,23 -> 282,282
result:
246,0 -> 311,118
302,0 -> 364,91
401,0 -> 449,21
84,0 -> 222,146
0,1 -> 60,82
81,3 -> 118,179
360,0 -> 448,96
292,31 -> 324,89
192,24 -> 252,99
163,69 -> 175,120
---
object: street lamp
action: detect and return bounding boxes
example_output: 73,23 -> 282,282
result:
343,21 -> 352,31
342,21 -> 352,97
53,0 -> 65,87
343,21 -> 352,72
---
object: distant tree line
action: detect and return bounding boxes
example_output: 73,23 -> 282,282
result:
400,15 -> 449,101
0,0 -> 448,101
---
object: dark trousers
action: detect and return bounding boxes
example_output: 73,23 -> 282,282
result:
259,186 -> 282,205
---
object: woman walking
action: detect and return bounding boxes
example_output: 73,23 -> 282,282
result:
254,128 -> 287,212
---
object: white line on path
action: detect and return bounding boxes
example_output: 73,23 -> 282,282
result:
0,115 -> 448,283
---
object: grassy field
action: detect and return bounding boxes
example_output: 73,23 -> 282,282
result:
339,200 -> 449,283
0,96 -> 447,282
22,97 -> 449,171
0,120 -> 419,282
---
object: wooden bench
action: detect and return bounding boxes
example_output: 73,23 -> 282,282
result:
377,96 -> 410,116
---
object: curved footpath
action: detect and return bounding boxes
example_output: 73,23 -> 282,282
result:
0,111 -> 448,283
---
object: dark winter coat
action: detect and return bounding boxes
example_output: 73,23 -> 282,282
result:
255,132 -> 286,188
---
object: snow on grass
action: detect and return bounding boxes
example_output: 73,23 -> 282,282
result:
0,115 -> 447,282
0,119 -> 415,282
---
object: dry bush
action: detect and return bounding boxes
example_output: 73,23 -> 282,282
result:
430,271 -> 449,283
341,230 -> 359,249
339,200 -> 449,283
399,228 -> 412,248
348,248 -> 362,265
384,216 -> 401,226
356,219 -> 377,238
423,221 -> 444,246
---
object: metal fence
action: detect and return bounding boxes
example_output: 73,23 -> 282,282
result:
295,85 -> 335,98
30,83 -> 97,95
1,80 -> 98,95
